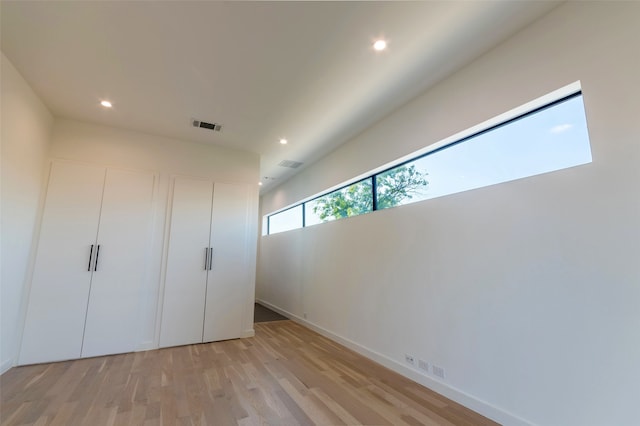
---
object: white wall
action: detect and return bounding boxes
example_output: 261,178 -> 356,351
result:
48,119 -> 260,349
257,3 -> 640,426
50,119 -> 258,183
1,53 -> 54,373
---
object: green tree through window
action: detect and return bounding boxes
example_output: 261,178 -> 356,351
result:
312,165 -> 429,221
376,164 -> 429,210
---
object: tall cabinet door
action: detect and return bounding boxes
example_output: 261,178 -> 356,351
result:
159,178 -> 213,348
203,183 -> 251,343
81,169 -> 155,358
19,162 -> 106,365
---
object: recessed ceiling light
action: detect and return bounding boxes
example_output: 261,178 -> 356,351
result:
373,39 -> 387,51
279,138 -> 288,145
258,182 -> 263,186
100,100 -> 112,108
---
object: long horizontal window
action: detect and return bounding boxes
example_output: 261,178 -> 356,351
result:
266,88 -> 591,235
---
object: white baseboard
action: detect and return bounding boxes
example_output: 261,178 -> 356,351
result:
1,357 -> 14,375
241,329 -> 255,338
135,341 -> 156,352
255,298 -> 533,426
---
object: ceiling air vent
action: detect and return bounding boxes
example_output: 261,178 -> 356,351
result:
192,119 -> 222,132
278,160 -> 304,169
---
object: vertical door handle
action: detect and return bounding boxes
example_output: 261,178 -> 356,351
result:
208,247 -> 213,270
94,245 -> 100,271
204,247 -> 209,270
88,244 -> 94,271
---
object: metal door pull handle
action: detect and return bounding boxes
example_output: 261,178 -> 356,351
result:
94,245 -> 100,271
88,244 -> 94,271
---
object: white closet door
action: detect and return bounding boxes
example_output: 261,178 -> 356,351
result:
81,169 -> 155,358
19,162 -> 106,365
159,178 -> 213,347
203,183 -> 251,343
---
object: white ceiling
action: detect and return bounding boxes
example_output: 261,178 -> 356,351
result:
1,1 -> 560,193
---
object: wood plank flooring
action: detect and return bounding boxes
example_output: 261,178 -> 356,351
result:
0,321 -> 498,425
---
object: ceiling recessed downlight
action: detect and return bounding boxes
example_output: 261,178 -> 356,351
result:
258,182 -> 263,186
100,100 -> 112,108
279,138 -> 288,145
373,39 -> 387,51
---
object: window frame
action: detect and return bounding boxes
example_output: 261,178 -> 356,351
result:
265,86 -> 588,235
266,203 -> 304,235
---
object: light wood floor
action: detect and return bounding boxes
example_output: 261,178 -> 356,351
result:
1,321 -> 498,425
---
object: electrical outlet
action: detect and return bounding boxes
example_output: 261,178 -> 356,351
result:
404,354 -> 415,366
432,365 -> 446,379
418,359 -> 429,372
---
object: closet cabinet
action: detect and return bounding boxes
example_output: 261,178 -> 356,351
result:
19,161 -> 155,365
159,177 -> 253,348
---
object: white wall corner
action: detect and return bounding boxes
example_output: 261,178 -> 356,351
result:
135,341 -> 156,352
242,328 -> 255,338
0,358 -> 15,376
